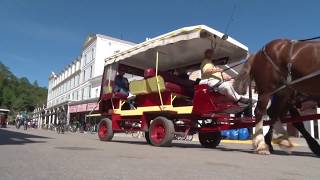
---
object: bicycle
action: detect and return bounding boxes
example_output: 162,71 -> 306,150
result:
57,123 -> 65,134
23,119 -> 28,130
67,122 -> 78,133
88,123 -> 98,134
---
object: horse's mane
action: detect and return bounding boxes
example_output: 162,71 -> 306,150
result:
233,54 -> 256,95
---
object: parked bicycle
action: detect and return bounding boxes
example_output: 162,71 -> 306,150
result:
57,122 -> 65,134
87,123 -> 98,134
67,121 -> 79,133
23,119 -> 28,130
49,123 -> 57,131
15,119 -> 22,129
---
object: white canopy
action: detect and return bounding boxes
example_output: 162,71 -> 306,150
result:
105,25 -> 248,71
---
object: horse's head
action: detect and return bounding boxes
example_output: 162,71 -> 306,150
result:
233,54 -> 255,95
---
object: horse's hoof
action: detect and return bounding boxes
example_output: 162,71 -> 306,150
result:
255,143 -> 270,155
307,140 -> 320,156
274,138 -> 294,154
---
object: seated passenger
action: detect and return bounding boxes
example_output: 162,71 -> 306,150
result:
200,49 -> 250,105
114,69 -> 135,109
114,70 -> 130,96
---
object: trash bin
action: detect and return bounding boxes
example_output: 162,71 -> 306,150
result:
229,129 -> 239,140
238,128 -> 249,140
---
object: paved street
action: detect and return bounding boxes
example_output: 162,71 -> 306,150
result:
0,126 -> 319,180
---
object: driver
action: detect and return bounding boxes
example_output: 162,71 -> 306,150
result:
200,49 -> 250,104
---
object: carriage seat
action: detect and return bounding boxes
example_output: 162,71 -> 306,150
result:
102,84 -> 128,99
130,68 -> 184,95
144,68 -> 186,95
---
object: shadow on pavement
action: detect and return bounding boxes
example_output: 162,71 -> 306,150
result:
111,139 -> 205,149
0,128 -> 51,145
112,139 -> 318,157
217,146 -> 318,158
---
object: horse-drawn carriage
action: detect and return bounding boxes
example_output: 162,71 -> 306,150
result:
97,25 -> 320,155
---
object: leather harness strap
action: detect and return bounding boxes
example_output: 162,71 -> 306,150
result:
286,40 -> 297,83
262,40 -> 320,96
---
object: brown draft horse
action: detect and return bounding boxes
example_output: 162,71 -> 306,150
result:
233,38 -> 320,155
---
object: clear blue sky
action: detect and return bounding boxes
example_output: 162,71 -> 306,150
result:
1,0 -> 319,87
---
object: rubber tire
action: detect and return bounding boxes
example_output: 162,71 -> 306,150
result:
199,132 -> 221,148
149,116 -> 174,147
98,118 -> 114,141
145,131 -> 151,144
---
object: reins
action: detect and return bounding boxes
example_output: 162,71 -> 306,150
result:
220,59 -> 247,81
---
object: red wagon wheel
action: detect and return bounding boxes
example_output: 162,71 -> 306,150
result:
98,118 -> 114,141
149,116 -> 174,147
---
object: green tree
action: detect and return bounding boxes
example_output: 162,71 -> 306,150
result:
0,61 -> 47,113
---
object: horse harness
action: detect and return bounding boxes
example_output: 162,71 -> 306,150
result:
262,39 -> 320,96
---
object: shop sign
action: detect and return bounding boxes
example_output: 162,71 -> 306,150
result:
77,104 -> 87,112
69,106 -> 77,113
87,103 -> 98,111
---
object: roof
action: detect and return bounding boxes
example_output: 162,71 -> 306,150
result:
104,25 -> 249,71
96,34 -> 136,46
83,34 -> 136,50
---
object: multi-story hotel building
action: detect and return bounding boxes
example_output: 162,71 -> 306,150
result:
33,34 -> 135,127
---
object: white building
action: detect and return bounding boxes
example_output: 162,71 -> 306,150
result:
34,34 -> 135,127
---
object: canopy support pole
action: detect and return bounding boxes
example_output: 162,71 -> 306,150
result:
155,51 -> 164,110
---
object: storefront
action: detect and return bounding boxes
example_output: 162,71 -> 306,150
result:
68,98 -> 100,125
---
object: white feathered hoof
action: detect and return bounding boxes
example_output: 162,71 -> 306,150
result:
255,142 -> 271,155
273,137 -> 294,154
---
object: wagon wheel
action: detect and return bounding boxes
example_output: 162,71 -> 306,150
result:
199,132 -> 221,148
98,118 -> 114,141
149,116 -> 175,147
145,131 -> 151,144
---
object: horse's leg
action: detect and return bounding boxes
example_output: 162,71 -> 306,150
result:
267,94 -> 294,154
272,119 -> 294,154
253,94 -> 271,155
264,125 -> 274,153
289,107 -> 320,156
265,104 -> 275,152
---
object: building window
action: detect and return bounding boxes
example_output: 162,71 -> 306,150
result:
70,77 -> 74,89
88,85 -> 91,98
89,65 -> 93,78
73,91 -> 77,100
63,83 -> 66,93
84,66 -> 92,81
84,54 -> 87,66
82,71 -> 86,82
68,80 -> 71,90
88,51 -> 92,63
82,86 -> 91,100
95,88 -> 99,97
75,75 -> 79,86
92,48 -> 95,60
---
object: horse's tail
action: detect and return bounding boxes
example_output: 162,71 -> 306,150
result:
233,54 -> 255,95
